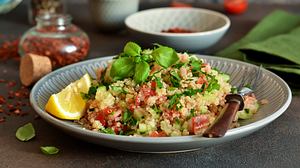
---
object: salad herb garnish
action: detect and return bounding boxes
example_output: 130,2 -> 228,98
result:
110,42 -> 179,84
40,146 -> 60,155
16,123 -> 35,142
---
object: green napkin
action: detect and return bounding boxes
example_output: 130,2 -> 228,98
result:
216,10 -> 300,86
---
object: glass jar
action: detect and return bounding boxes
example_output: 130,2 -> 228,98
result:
28,0 -> 65,24
18,13 -> 90,68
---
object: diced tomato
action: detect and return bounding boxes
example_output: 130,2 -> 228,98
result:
135,96 -> 141,106
197,77 -> 206,84
102,107 -> 114,115
149,131 -> 167,137
224,0 -> 248,14
113,127 -> 119,134
188,115 -> 209,134
129,104 -> 135,111
150,90 -> 156,96
151,81 -> 156,89
96,112 -> 106,127
141,84 -> 156,97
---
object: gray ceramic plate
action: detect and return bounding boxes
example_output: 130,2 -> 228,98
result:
30,55 -> 292,153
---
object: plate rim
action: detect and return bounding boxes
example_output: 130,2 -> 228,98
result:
30,55 -> 292,143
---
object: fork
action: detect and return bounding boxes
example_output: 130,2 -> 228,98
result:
203,65 -> 263,138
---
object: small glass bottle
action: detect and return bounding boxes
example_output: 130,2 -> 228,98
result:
18,13 -> 90,68
28,0 -> 65,24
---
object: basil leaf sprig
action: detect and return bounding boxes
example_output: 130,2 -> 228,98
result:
109,42 -> 179,84
110,57 -> 135,81
16,123 -> 35,142
40,146 -> 60,155
152,45 -> 179,68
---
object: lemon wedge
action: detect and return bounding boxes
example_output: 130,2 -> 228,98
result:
45,73 -> 92,120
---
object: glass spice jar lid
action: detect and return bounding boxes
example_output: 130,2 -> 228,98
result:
18,13 -> 90,68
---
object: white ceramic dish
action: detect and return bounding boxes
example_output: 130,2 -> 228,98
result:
30,55 -> 292,153
125,8 -> 230,52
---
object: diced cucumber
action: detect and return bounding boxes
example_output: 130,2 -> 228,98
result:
221,73 -> 230,82
111,86 -> 125,93
238,109 -> 253,119
138,123 -> 147,134
173,119 -> 181,130
97,86 -> 106,92
133,109 -> 144,120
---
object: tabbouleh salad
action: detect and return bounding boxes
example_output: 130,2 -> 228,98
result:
78,42 -> 259,137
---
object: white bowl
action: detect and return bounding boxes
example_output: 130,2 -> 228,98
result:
125,7 -> 230,52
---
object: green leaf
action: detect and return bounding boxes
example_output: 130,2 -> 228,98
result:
190,60 -> 202,71
170,71 -> 181,87
122,110 -> 131,123
155,77 -> 163,89
231,87 -> 238,94
40,146 -> 59,155
134,61 -> 150,84
190,109 -> 196,117
183,88 -> 203,96
141,54 -> 152,62
173,62 -> 186,69
16,123 -> 35,142
124,42 -> 141,57
170,71 -> 181,80
110,57 -> 135,81
81,84 -> 99,100
206,77 -> 220,92
122,109 -> 137,126
152,105 -> 162,114
168,94 -> 181,108
111,86 -> 126,94
100,128 -> 115,134
152,46 -> 179,68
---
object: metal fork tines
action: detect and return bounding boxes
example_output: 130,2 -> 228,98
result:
238,65 -> 263,96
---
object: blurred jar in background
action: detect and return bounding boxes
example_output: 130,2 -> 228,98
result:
28,0 -> 65,24
89,0 -> 139,32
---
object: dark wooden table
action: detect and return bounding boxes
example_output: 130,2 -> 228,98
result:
1,1 -> 300,168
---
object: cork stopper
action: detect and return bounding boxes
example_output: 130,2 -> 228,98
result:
19,53 -> 52,86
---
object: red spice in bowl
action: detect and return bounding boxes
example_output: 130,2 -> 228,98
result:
161,27 -> 195,33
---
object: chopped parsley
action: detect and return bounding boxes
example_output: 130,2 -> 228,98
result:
152,105 -> 162,114
81,84 -> 99,100
206,76 -> 220,92
190,109 -> 196,117
183,88 -> 203,96
154,77 -> 163,89
100,127 -> 115,134
111,86 -> 127,94
170,71 -> 181,87
168,94 -> 181,108
173,62 -> 186,69
122,109 -> 138,126
231,87 -> 238,94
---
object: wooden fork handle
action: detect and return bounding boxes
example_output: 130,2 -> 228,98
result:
203,100 -> 241,138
